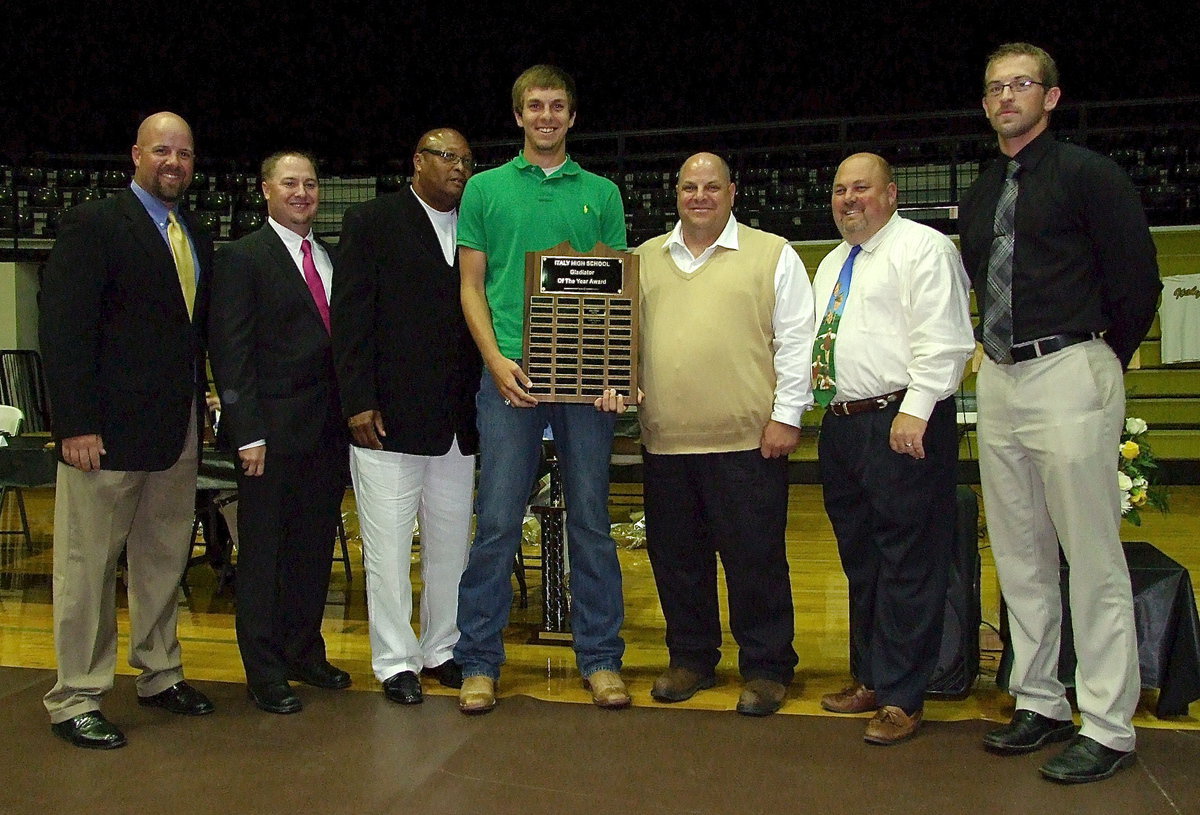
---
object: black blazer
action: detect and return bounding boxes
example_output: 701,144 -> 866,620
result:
208,224 -> 343,456
39,189 -> 213,471
332,189 -> 481,456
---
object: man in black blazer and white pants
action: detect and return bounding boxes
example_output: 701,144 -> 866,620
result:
40,112 -> 216,749
209,151 -> 350,714
333,129 -> 481,705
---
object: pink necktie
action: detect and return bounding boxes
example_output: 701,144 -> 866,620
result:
301,239 -> 330,334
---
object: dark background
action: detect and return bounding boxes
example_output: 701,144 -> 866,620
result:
3,1 -> 1197,164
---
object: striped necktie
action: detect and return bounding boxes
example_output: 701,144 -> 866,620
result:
982,160 -> 1019,363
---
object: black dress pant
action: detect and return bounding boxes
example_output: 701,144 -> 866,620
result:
642,448 -> 797,683
818,397 -> 957,713
234,433 -> 345,685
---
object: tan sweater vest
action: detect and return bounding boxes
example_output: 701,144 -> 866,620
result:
636,223 -> 785,454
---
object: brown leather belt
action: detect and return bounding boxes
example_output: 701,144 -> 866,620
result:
827,389 -> 907,417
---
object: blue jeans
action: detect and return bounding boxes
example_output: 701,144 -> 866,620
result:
454,369 -> 625,680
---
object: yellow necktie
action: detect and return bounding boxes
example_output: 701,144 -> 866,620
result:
167,211 -> 196,319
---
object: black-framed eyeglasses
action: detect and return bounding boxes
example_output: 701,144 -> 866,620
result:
984,77 -> 1046,97
420,148 -> 474,171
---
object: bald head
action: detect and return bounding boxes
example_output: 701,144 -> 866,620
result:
831,152 -> 897,245
679,152 -> 732,186
412,127 -> 473,212
676,152 -> 736,249
131,111 -> 195,206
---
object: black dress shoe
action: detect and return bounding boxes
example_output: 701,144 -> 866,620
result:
287,661 -> 351,690
137,681 -> 215,716
383,671 -> 423,705
421,659 -> 463,689
51,712 -> 127,750
248,681 -> 302,714
983,709 -> 1076,755
1039,735 -> 1137,783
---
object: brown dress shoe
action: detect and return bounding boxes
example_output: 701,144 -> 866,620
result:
864,705 -> 922,745
583,670 -> 631,709
820,682 -> 877,714
736,679 -> 787,716
650,667 -> 716,703
458,675 -> 496,715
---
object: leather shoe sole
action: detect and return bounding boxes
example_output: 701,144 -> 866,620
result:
651,667 -> 717,703
864,705 -> 922,745
983,710 -> 1076,755
583,670 -> 631,709
820,683 -> 877,714
458,675 -> 496,715
51,712 -> 127,750
736,679 -> 787,717
248,682 -> 302,714
137,681 -> 215,716
383,671 -> 424,705
1039,736 -> 1137,783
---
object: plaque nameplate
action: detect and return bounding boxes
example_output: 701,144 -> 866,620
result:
523,241 -> 639,404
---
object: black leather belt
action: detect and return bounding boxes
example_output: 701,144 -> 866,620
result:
828,389 -> 906,417
1009,332 -> 1100,363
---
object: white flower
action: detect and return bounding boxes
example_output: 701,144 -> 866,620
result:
1117,472 -> 1134,492
1121,495 -> 1132,514
1125,417 -> 1148,436
1134,477 -> 1148,489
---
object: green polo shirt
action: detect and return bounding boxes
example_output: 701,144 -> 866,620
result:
458,153 -> 627,359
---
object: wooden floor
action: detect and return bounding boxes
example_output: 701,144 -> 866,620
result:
1,483 -> 1198,727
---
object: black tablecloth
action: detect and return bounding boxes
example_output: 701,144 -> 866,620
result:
998,540 -> 1200,717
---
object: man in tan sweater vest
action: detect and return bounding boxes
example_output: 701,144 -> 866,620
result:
602,153 -> 814,715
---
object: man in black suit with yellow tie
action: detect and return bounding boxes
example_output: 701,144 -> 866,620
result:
209,151 -> 350,714
41,112 -> 216,749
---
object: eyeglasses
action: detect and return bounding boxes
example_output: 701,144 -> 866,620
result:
984,77 -> 1046,97
420,148 -> 474,171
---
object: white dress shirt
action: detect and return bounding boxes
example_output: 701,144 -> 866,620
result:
811,212 -> 974,421
267,216 -> 333,299
663,214 -> 816,427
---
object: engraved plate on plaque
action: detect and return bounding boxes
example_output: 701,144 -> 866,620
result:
523,241 -> 639,404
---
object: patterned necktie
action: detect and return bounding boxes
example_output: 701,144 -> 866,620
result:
167,211 -> 196,319
982,160 -> 1019,363
301,238 -> 331,334
812,244 -> 862,407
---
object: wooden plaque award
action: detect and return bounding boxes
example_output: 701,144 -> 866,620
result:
522,241 -> 639,403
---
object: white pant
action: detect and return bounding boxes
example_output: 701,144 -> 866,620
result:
978,340 -> 1140,751
350,440 -> 474,680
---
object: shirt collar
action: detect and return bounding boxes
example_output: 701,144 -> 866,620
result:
513,152 -> 580,177
1005,129 -> 1054,172
130,180 -> 175,226
854,211 -> 901,256
665,213 -> 739,257
267,216 -> 314,254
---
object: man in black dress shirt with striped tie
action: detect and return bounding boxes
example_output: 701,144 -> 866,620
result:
958,42 -> 1161,784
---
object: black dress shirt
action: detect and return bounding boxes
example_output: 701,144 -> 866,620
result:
958,131 -> 1161,368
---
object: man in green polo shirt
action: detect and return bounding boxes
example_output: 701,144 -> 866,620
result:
455,64 -> 629,714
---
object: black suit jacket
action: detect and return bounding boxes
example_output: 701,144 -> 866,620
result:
39,188 -> 213,471
332,188 -> 481,456
208,223 -> 343,456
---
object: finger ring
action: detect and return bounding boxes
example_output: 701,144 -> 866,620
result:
904,442 -> 913,447
503,398 -> 512,407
